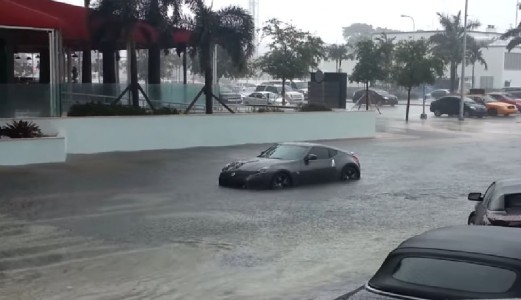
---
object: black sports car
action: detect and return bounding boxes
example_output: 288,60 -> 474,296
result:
336,226 -> 521,300
218,142 -> 361,189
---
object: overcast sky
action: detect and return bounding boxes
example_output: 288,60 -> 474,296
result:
59,0 -> 518,44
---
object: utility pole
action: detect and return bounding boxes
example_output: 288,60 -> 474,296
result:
459,0 -> 469,121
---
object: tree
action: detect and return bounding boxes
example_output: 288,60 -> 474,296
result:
257,19 -> 325,104
82,0 -> 92,83
144,0 -> 182,85
350,40 -> 386,110
342,23 -> 399,45
90,0 -> 155,108
135,49 -> 183,81
190,46 -> 253,81
430,12 -> 480,93
375,33 -> 396,86
327,44 -> 353,72
466,40 -> 488,88
185,0 -> 255,114
392,39 -> 444,122
501,7 -> 521,51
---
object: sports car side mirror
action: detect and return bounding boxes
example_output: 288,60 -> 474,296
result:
468,192 -> 482,201
305,154 -> 318,164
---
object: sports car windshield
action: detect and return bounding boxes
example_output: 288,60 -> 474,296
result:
258,145 -> 308,160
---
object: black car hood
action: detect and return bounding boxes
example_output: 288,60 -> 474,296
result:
225,158 -> 286,172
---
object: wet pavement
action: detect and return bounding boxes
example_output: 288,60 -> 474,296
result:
1,106 -> 521,300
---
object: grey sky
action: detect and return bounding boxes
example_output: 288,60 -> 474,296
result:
59,0 -> 518,43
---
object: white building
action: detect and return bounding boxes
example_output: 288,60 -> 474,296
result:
319,28 -> 521,90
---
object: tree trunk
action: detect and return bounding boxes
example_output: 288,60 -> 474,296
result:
472,63 -> 475,88
102,49 -> 116,84
449,62 -> 457,93
182,49 -> 187,85
82,50 -> 92,83
338,60 -> 342,72
204,50 -> 213,114
282,77 -> 287,106
129,40 -> 139,108
365,82 -> 369,111
405,87 -> 411,122
148,44 -> 161,84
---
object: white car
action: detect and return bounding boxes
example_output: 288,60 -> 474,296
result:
243,92 -> 283,106
255,85 -> 306,105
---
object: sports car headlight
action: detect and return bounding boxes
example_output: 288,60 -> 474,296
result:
258,167 -> 270,173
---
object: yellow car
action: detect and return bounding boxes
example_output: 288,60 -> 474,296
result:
468,94 -> 518,116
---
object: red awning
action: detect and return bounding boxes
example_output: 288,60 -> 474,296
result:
0,0 -> 65,30
0,0 -> 191,50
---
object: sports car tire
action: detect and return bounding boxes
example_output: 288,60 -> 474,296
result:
341,165 -> 360,181
270,172 -> 292,190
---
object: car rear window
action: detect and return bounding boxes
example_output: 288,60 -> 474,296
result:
505,194 -> 521,208
392,257 -> 516,294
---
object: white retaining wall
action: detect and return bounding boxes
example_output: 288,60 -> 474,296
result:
1,111 -> 376,156
0,137 -> 66,166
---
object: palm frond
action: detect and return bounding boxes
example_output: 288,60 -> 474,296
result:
507,36 -> 521,51
502,27 -> 521,40
215,5 -> 255,67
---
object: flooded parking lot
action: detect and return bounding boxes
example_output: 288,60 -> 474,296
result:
1,107 -> 521,300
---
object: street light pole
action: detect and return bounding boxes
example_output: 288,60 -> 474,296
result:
459,0 -> 469,121
400,15 -> 416,33
516,0 -> 520,26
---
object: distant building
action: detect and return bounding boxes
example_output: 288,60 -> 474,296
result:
319,27 -> 521,90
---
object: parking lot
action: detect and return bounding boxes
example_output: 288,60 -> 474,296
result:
1,106 -> 521,300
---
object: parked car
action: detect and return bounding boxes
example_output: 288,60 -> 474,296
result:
488,92 -> 521,112
467,94 -> 518,116
426,89 -> 450,100
261,80 -> 308,99
430,96 -> 486,118
219,85 -> 242,104
335,226 -> 521,300
242,91 -> 283,106
467,179 -> 521,227
219,142 -> 360,189
352,89 -> 398,106
501,87 -> 521,92
255,85 -> 306,105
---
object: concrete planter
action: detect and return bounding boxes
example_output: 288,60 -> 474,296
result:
0,137 -> 66,166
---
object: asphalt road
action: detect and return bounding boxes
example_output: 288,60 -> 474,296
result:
1,106 -> 521,300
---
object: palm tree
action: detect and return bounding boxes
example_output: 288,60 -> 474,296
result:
144,0 -> 183,85
184,0 -> 255,114
501,21 -> 521,51
430,12 -> 480,93
466,40 -> 488,88
327,44 -> 352,72
82,0 -> 92,83
89,0 -> 155,108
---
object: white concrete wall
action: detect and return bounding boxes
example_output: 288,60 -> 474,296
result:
21,112 -> 376,154
0,137 -> 66,166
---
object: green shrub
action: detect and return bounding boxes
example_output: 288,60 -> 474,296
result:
298,103 -> 332,112
154,106 -> 180,115
256,107 -> 284,113
68,103 -> 180,117
2,120 -> 43,138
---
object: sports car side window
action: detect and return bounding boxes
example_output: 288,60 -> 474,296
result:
309,147 -> 330,160
483,183 -> 496,207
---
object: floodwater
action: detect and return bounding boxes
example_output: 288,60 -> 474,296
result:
1,106 -> 521,300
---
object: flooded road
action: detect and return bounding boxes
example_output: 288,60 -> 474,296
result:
1,107 -> 521,300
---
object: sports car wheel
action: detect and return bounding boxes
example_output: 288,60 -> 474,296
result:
468,212 -> 476,225
341,165 -> 360,181
270,172 -> 292,190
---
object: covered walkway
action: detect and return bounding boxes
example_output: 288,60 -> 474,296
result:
0,0 -> 192,117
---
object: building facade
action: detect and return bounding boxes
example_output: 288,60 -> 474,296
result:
319,29 -> 521,90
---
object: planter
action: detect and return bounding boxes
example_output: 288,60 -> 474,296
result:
0,137 -> 66,166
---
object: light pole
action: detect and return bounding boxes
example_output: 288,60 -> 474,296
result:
401,15 -> 416,33
516,0 -> 520,26
459,0 -> 469,121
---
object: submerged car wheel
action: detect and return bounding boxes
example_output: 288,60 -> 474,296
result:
270,172 -> 292,190
468,212 -> 476,225
341,165 -> 360,181
434,109 -> 442,117
488,108 -> 498,116
464,111 -> 471,118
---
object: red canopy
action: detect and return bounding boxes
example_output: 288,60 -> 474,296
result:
0,0 -> 191,50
